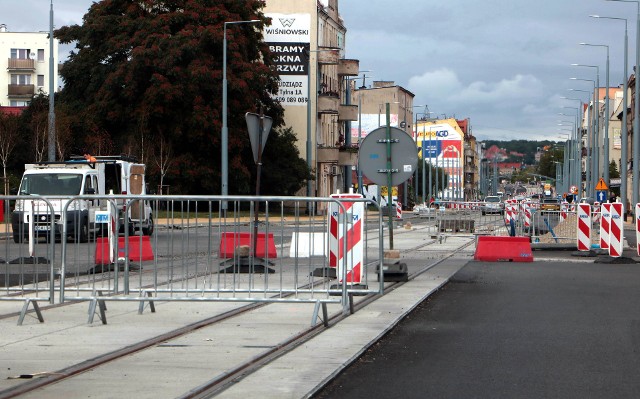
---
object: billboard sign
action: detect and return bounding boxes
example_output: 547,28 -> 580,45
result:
264,14 -> 311,107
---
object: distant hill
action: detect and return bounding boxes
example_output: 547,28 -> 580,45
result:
482,140 -> 557,164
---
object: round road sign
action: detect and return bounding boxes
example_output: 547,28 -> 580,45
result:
358,126 -> 418,187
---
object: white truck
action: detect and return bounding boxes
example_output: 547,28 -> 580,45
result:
11,155 -> 154,243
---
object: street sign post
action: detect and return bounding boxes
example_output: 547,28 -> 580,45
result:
595,178 -> 608,203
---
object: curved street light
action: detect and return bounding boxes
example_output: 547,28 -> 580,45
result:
569,77 -> 600,191
222,19 -> 260,211
591,14 -> 629,214
580,42 -> 610,184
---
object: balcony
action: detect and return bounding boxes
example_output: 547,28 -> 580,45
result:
317,147 -> 338,163
7,58 -> 35,70
8,84 -> 35,97
338,104 -> 358,121
317,49 -> 339,65
338,59 -> 359,76
338,147 -> 358,166
317,93 -> 339,115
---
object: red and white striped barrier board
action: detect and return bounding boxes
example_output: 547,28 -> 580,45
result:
328,193 -> 364,284
396,201 -> 402,219
523,204 -> 531,228
576,203 -> 591,251
601,203 -> 611,250
504,200 -> 517,224
609,203 -> 623,258
636,203 -> 640,256
592,202 -> 601,225
560,202 -> 568,222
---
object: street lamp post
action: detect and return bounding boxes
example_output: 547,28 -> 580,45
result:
570,73 -> 598,192
344,72 -> 372,193
606,0 -> 640,215
409,105 -> 426,204
581,42 -> 610,185
591,14 -> 629,213
222,19 -> 259,211
568,88 -> 593,194
561,98 -> 584,195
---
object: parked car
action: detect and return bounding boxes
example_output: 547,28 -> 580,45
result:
481,196 -> 504,215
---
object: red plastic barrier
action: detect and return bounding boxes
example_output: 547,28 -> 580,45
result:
474,236 -> 533,262
0,199 -> 4,222
218,232 -> 277,259
95,236 -> 155,265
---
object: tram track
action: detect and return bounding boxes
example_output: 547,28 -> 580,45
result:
0,226 -> 475,399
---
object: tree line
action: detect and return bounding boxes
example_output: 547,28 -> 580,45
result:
0,0 -> 310,195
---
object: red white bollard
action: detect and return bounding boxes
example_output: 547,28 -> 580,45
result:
601,203 -> 611,250
560,202 -> 568,223
609,203 -> 623,258
576,203 -> 591,251
328,193 -> 364,284
523,204 -> 531,229
396,202 -> 402,219
592,202 -> 601,225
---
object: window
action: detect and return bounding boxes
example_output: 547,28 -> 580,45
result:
11,74 -> 31,85
10,48 -> 30,59
37,75 -> 44,87
10,100 -> 29,106
37,49 -> 44,62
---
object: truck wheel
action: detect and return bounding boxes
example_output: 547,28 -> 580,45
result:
142,216 -> 154,236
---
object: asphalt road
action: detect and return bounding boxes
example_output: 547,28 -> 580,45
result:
314,259 -> 640,398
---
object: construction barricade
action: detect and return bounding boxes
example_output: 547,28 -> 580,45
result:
0,196 -> 56,325
54,195 -> 385,325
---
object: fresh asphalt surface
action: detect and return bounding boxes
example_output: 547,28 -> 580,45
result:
314,226 -> 640,399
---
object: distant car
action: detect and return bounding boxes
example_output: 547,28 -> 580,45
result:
530,193 -> 541,201
540,197 -> 561,212
412,204 -> 432,216
579,197 -> 595,205
481,196 -> 504,215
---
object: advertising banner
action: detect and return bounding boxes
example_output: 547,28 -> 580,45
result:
264,14 -> 310,107
415,121 -> 464,198
349,113 -> 399,142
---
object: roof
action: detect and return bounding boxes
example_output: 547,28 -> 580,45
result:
0,106 -> 26,116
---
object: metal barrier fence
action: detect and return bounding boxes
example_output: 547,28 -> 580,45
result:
427,200 -> 593,248
1,195 -> 385,325
430,201 -> 510,237
0,196 -> 57,324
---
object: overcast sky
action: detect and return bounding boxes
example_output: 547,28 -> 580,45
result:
2,0 -> 636,141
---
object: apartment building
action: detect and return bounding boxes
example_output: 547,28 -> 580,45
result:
263,0 -> 359,206
0,24 -> 58,107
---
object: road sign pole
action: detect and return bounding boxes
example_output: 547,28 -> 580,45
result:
385,103 -> 394,250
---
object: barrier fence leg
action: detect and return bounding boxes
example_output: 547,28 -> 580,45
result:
17,299 -> 44,326
88,298 -> 107,325
311,301 -> 329,327
138,290 -> 156,315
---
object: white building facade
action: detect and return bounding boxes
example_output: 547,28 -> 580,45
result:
0,24 -> 59,107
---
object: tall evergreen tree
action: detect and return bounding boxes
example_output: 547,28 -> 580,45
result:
55,0 -> 295,194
